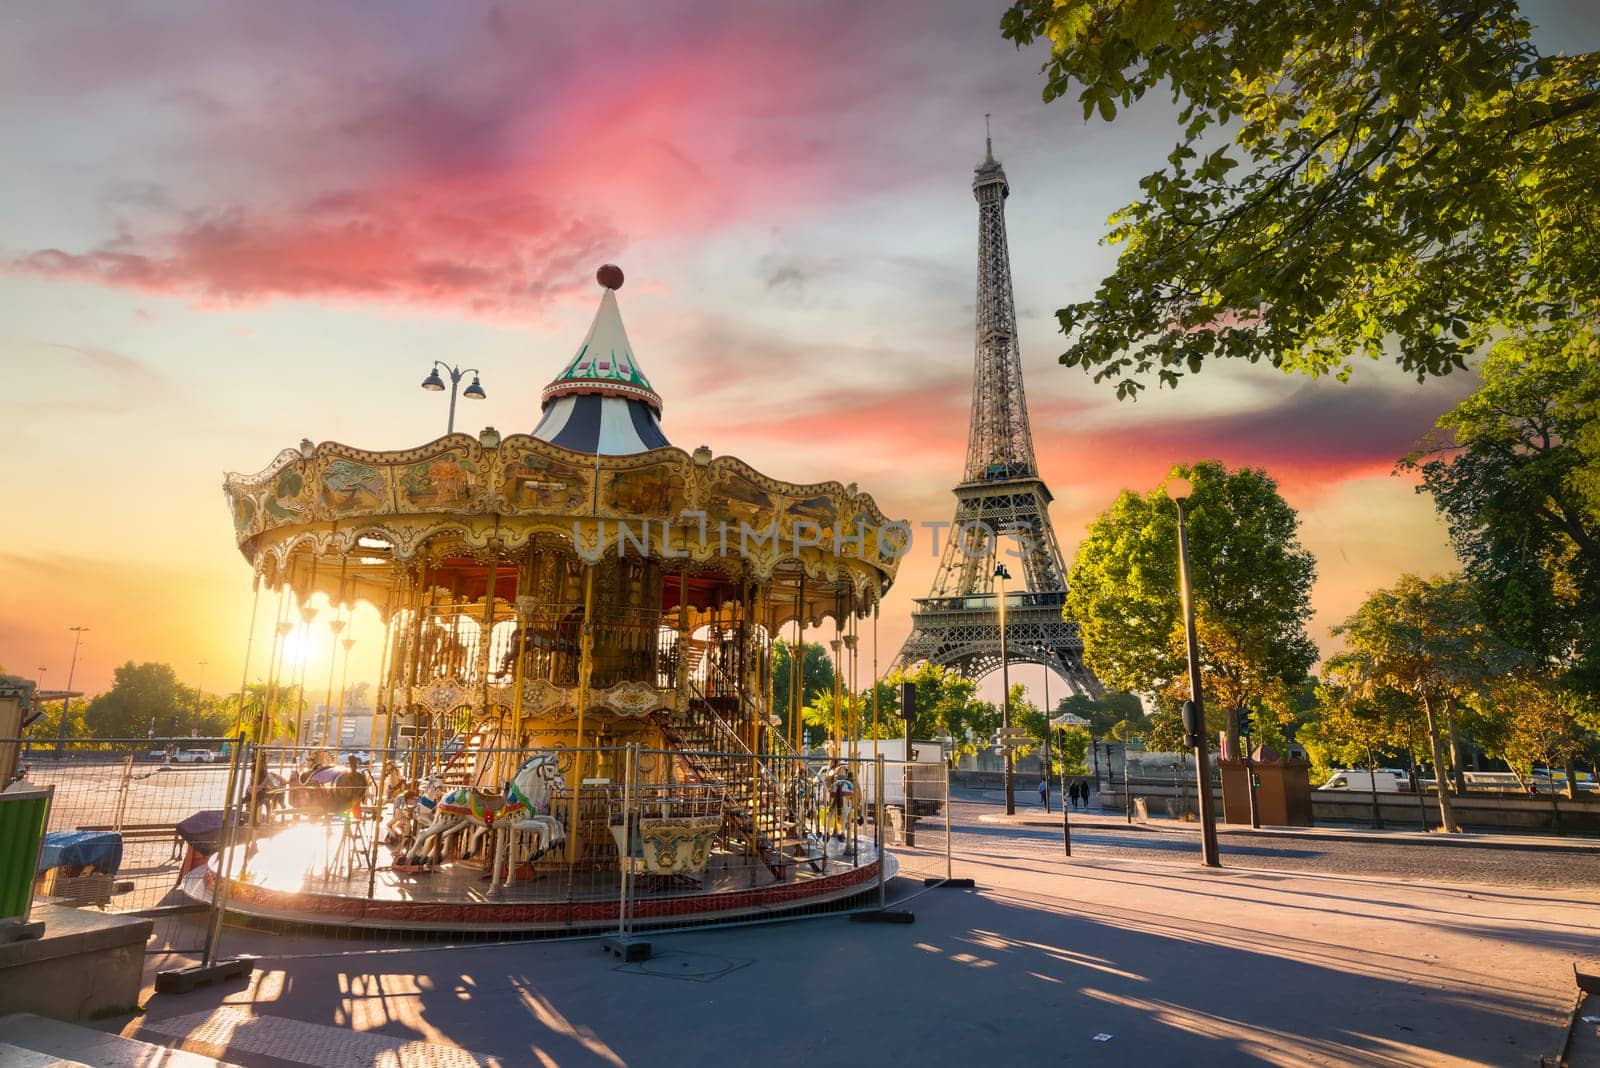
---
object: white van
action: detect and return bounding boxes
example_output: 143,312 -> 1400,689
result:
1318,769 -> 1401,793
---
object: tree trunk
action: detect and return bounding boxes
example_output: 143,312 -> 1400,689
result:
1565,759 -> 1580,801
1366,749 -> 1383,829
1444,700 -> 1466,796
1420,695 -> 1460,833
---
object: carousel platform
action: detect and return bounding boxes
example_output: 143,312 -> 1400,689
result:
184,822 -> 887,934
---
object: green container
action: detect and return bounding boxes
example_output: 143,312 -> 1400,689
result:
0,785 -> 53,923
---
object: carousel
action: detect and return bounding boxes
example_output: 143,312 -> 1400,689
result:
201,265 -> 906,932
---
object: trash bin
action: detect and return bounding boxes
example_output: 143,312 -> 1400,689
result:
1133,797 -> 1149,822
1,785 -> 54,938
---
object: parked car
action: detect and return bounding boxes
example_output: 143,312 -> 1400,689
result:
1318,770 -> 1402,793
173,748 -> 216,764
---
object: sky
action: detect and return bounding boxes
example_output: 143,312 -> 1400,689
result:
4,1 -> 1597,705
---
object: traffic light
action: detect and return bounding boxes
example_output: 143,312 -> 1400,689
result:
1237,707 -> 1254,737
1180,700 -> 1202,749
898,681 -> 916,722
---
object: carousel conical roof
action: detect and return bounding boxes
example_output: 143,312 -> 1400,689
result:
533,265 -> 669,456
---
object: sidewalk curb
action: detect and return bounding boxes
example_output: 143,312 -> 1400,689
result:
974,813 -> 1600,854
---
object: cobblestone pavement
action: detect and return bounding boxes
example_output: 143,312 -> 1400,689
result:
949,792 -> 1600,889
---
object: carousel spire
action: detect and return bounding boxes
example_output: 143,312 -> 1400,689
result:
533,265 -> 670,455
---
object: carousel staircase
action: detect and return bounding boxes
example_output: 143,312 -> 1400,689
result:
654,691 -> 803,880
438,727 -> 487,788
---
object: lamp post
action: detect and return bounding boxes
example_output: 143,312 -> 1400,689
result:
56,626 -> 88,753
194,659 -> 208,737
1166,476 -> 1220,867
1039,649 -> 1051,814
995,562 -> 1014,816
419,362 -> 486,435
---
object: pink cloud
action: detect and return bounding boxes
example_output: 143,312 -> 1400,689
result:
5,10 -> 908,315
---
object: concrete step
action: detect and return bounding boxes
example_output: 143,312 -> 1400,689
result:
0,1013 -> 243,1067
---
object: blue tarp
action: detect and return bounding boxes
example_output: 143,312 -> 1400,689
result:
38,830 -> 122,875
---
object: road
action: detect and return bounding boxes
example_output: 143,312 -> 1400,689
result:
945,790 -> 1600,889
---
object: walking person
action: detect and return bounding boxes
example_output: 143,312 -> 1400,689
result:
1068,780 -> 1080,809
1038,777 -> 1049,809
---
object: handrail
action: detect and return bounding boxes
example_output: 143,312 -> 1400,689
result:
681,673 -> 806,843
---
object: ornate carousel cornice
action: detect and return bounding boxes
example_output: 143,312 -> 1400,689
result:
225,433 -> 904,607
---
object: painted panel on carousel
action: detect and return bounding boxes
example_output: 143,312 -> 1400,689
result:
705,470 -> 775,529
499,445 -> 588,513
398,449 -> 481,512
320,458 -> 389,517
264,463 -> 314,521
599,459 -> 681,518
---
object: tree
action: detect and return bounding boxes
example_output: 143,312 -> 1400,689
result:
1330,574 -> 1521,832
83,662 -> 191,739
773,640 -> 836,742
1054,691 -> 1147,739
1301,682 -> 1413,826
1479,672 -> 1596,806
1403,330 -> 1600,692
871,662 -> 1001,762
1066,461 -> 1318,753
1000,1 -> 1600,397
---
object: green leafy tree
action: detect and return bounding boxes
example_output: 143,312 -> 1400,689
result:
1054,691 -> 1147,738
1066,461 -> 1318,754
1000,1 -> 1600,397
83,662 -> 190,739
1403,331 -> 1600,692
869,662 -> 1001,761
773,640 -> 836,742
1330,574 -> 1522,832
1300,682 -> 1413,822
1478,672 -> 1596,803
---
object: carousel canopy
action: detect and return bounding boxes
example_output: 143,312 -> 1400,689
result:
534,265 -> 668,456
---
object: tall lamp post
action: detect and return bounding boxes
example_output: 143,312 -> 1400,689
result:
56,625 -> 88,753
995,563 -> 1014,816
1166,476 -> 1221,868
194,659 -> 208,737
419,362 -> 486,435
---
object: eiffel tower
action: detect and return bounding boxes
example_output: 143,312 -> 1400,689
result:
896,133 -> 1099,696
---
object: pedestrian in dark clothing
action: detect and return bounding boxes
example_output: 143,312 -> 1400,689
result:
1081,779 -> 1093,807
1068,781 -> 1080,809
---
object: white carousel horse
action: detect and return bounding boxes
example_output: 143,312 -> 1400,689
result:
818,761 -> 857,840
384,774 -> 444,854
405,753 -> 565,870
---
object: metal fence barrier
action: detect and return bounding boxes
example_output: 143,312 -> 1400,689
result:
4,736 -> 239,959
7,734 -> 954,960
877,758 -> 952,888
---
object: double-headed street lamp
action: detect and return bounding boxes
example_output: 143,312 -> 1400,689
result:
420,362 -> 486,435
1166,476 -> 1221,868
995,562 -> 1014,816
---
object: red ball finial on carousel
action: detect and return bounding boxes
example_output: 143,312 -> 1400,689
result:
596,264 -> 624,290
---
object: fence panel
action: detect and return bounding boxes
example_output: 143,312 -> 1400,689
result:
5,736 -> 236,957
879,758 -> 952,887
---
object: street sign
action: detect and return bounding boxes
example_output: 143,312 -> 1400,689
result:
995,727 -> 1029,741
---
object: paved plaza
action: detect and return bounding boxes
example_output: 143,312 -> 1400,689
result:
109,799 -> 1600,1067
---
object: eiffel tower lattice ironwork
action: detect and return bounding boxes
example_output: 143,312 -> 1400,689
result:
896,134 -> 1100,695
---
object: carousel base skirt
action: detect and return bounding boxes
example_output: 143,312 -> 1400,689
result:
184,825 -> 889,934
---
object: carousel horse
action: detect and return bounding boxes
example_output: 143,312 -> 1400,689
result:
287,754 -> 370,816
819,761 -> 857,840
383,774 -> 444,853
245,750 -> 287,824
405,753 -> 566,869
